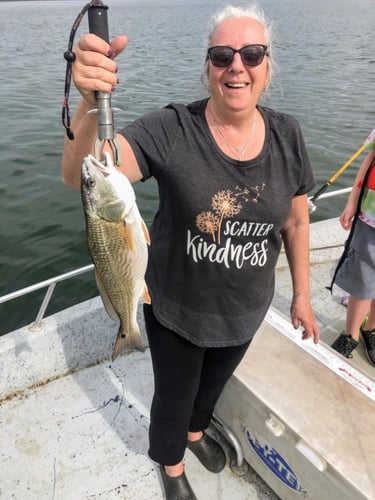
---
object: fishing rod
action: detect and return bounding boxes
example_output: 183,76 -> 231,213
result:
309,127 -> 375,212
62,0 -> 121,166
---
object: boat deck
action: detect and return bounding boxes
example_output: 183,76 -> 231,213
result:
0,337 -> 277,499
1,217 -> 374,499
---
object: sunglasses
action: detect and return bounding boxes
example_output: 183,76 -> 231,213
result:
207,44 -> 269,68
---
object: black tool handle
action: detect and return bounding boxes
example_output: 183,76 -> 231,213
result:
310,183 -> 329,203
88,4 -> 109,42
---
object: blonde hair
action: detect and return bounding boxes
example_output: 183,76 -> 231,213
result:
203,4 -> 275,90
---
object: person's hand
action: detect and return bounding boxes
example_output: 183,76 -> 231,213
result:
72,34 -> 128,106
290,294 -> 320,344
339,201 -> 356,230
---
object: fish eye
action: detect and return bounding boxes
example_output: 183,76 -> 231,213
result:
86,178 -> 96,188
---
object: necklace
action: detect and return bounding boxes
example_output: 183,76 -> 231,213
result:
210,110 -> 257,160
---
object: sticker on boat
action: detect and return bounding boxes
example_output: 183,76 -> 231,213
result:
245,428 -> 302,492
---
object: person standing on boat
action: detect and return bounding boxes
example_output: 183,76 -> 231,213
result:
61,4 -> 320,499
331,149 -> 375,365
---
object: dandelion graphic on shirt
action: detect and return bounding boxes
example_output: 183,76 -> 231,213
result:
187,183 -> 273,269
196,185 -> 265,244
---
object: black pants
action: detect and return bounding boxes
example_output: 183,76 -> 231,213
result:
144,304 -> 251,466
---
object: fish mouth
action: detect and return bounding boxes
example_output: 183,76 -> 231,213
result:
81,157 -> 103,200
85,154 -> 111,176
81,161 -> 92,185
81,156 -> 110,190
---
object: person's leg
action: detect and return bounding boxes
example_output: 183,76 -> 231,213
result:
332,296 -> 373,360
143,304 -> 205,475
360,299 -> 375,366
346,295 -> 371,340
189,341 -> 251,433
366,299 -> 375,330
185,341 -> 251,473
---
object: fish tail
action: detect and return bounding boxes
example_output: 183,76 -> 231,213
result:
111,326 -> 146,361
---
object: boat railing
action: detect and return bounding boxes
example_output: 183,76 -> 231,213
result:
0,187 -> 351,332
308,187 -> 351,213
0,264 -> 94,331
310,187 -> 351,200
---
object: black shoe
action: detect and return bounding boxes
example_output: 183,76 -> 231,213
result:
187,433 -> 226,473
160,466 -> 197,500
360,318 -> 375,367
331,332 -> 359,358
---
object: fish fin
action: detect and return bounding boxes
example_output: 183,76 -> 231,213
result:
141,282 -> 151,304
141,219 -> 151,246
112,326 -> 146,361
95,270 -> 119,322
121,221 -> 135,251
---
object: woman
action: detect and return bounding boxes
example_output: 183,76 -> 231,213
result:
62,4 -> 320,499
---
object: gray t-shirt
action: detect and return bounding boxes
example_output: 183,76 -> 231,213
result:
120,99 -> 314,347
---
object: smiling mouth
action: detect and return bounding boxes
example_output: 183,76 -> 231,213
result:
225,82 -> 249,88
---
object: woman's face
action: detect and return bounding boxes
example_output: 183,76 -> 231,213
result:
207,17 -> 269,115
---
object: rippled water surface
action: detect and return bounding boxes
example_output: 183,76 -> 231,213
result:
1,0 -> 374,334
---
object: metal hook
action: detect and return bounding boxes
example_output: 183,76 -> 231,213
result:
93,137 -> 122,166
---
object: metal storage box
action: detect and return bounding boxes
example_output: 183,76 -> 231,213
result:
214,308 -> 375,499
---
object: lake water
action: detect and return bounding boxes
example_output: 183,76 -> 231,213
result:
1,0 -> 374,334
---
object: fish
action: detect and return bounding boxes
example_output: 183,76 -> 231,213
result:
81,153 -> 151,360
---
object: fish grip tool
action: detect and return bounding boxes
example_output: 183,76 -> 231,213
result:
87,3 -> 122,165
62,0 -> 121,166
